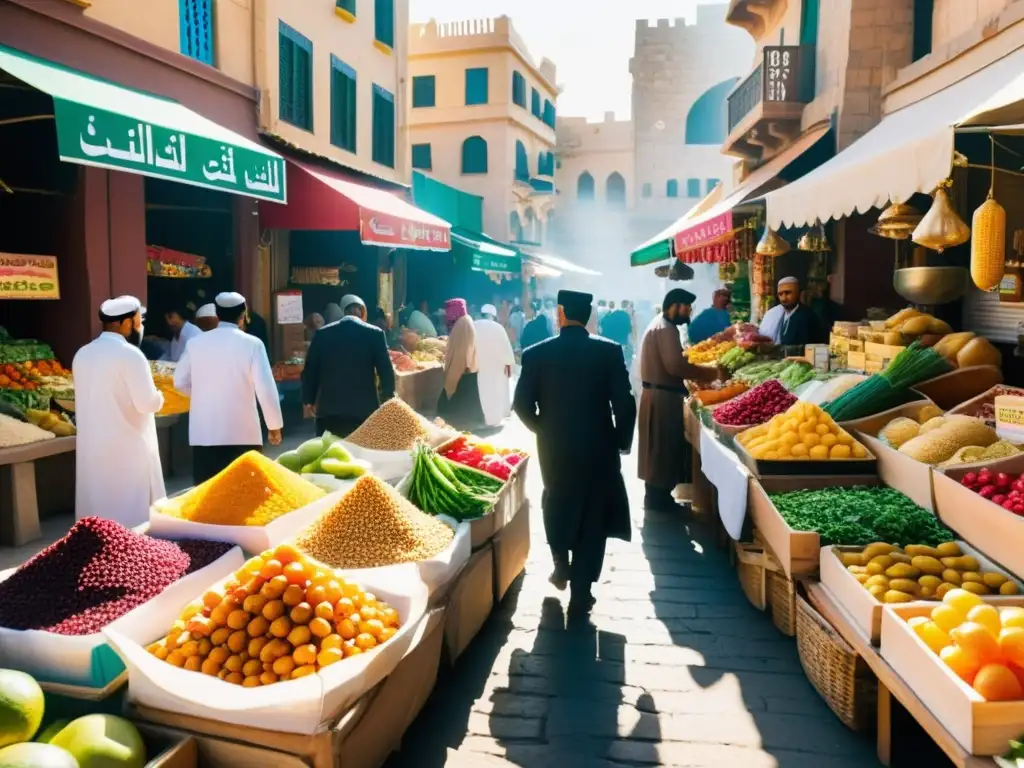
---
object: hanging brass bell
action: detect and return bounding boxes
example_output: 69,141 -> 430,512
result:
871,201 -> 922,240
912,186 -> 970,252
756,227 -> 790,257
797,219 -> 831,252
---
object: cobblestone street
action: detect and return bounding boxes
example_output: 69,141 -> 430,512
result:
388,417 -> 882,767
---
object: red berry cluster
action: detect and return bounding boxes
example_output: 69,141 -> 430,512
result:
961,468 -> 1024,517
713,379 -> 798,427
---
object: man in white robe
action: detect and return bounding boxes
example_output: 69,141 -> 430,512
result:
175,292 -> 283,484
73,296 -> 165,527
475,304 -> 515,428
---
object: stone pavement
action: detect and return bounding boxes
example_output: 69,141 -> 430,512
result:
387,417 -> 882,768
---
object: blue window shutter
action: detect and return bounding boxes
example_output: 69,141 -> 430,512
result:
330,56 -> 357,152
412,143 -> 432,170
279,23 -> 313,130
706,178 -> 720,194
465,68 -> 489,106
179,0 -> 214,65
531,89 -> 541,118
800,0 -> 820,46
461,136 -> 488,174
577,172 -> 594,200
372,84 -> 395,168
412,75 -> 435,108
512,72 -> 526,107
542,100 -> 555,127
515,141 -> 529,181
278,34 -> 294,122
336,0 -> 356,15
667,179 -> 679,198
374,0 -> 394,48
686,178 -> 701,197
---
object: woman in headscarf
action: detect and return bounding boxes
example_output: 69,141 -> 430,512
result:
437,298 -> 485,430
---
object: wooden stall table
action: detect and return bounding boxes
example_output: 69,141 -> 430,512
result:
395,365 -> 444,416
0,436 -> 76,546
805,582 -> 992,768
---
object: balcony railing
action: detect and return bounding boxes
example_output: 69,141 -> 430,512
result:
727,45 -> 814,134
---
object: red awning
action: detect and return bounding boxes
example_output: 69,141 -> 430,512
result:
259,160 -> 451,251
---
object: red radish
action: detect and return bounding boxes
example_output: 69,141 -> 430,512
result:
1015,506 -> 1024,516
1003,499 -> 1016,510
962,472 -> 979,487
996,473 -> 1013,488
978,469 -> 993,485
979,485 -> 998,499
993,494 -> 1008,506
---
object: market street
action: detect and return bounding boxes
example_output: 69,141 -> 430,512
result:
388,414 -> 881,768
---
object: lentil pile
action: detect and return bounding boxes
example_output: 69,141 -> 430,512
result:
0,517 -> 233,635
294,475 -> 454,569
345,398 -> 429,451
148,543 -> 402,686
163,451 -> 325,526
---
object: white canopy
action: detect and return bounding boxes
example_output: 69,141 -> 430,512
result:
766,45 -> 1024,229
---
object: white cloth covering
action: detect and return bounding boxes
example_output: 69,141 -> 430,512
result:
195,304 -> 217,319
215,291 -> 246,308
73,332 -> 165,527
161,320 -> 201,363
474,316 -> 515,427
174,325 -> 283,446
100,295 -> 142,318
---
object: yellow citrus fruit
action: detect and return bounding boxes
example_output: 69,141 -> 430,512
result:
913,620 -> 952,655
931,603 -> 964,634
999,627 -> 1024,668
943,588 -> 983,617
940,644 -> 982,684
1002,607 -> 1024,629
967,604 -> 1002,638
950,621 -> 1004,667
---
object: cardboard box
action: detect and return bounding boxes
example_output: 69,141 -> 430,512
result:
444,543 -> 495,663
857,434 -> 935,511
732,439 -> 877,479
880,600 -> 1024,755
138,724 -> 197,768
493,499 -> 531,603
749,475 -> 880,578
912,365 -> 1004,411
127,609 -> 446,768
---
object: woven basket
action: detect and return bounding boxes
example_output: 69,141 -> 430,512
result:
768,568 -> 797,636
795,595 -> 877,732
734,542 -> 780,611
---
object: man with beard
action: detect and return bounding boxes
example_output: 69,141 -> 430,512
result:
638,288 -> 723,512
514,289 -> 636,617
74,296 -> 165,527
759,276 -> 822,347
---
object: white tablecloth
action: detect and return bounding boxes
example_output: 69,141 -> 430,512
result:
699,427 -> 751,541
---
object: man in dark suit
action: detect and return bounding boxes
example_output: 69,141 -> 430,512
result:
301,294 -> 395,437
513,289 -> 637,617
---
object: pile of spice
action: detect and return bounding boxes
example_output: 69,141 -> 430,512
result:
295,475 -> 454,569
162,451 -> 325,526
0,517 -> 234,635
713,380 -> 797,427
0,413 -> 55,448
345,399 -> 430,451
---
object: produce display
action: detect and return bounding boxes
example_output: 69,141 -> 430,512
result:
885,308 -> 953,337
0,517 -> 232,635
953,385 -> 1024,427
876,404 -> 947,448
278,433 -> 371,479
733,359 -> 814,390
902,589 -> 1024,700
736,402 -> 869,461
412,338 -> 446,366
150,362 -> 189,417
712,380 -> 797,427
692,380 -> 748,406
346,398 -> 430,452
0,413 -> 54,449
959,467 -> 1024,517
272,359 -> 304,383
146,543 -> 402,686
823,342 -> 952,421
686,339 -> 735,365
838,541 -> 1018,603
159,451 -> 325,527
389,350 -> 420,373
23,408 -> 75,437
439,435 -> 525,481
294,474 -> 455,569
0,329 -> 73,414
894,415 -> 998,465
404,443 -> 501,521
718,346 -> 757,373
770,485 -> 951,545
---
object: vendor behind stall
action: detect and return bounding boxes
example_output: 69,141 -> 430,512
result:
759,276 -> 824,347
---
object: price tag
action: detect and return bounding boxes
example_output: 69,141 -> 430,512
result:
275,291 -> 304,325
994,395 -> 1024,442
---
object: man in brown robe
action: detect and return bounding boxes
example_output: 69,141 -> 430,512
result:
638,288 -> 722,512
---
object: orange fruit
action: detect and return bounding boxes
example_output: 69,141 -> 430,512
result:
967,604 -> 1002,638
1000,627 -> 1024,668
1009,663 -> 1024,691
950,622 -> 1004,666
931,604 -> 964,634
972,663 -> 1023,701
940,645 -> 981,684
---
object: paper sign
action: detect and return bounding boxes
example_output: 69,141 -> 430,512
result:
0,253 -> 59,299
994,394 -> 1024,441
275,291 -> 304,325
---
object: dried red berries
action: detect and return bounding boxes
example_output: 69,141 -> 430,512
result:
713,379 -> 798,427
0,517 -> 232,635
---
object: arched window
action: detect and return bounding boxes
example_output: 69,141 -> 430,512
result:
641,183 -> 652,198
666,179 -> 679,198
606,172 -> 626,205
577,171 -> 595,200
524,208 -> 536,242
461,136 -> 488,174
536,151 -> 554,177
685,77 -> 740,145
514,140 -> 529,181
509,210 -> 523,242
686,178 -> 701,197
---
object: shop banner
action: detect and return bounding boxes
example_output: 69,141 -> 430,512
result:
360,209 -> 450,251
54,101 -> 287,203
674,210 -> 733,253
0,254 -> 59,300
471,252 -> 520,275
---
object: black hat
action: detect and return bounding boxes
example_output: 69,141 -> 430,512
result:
557,289 -> 593,325
664,287 -> 697,307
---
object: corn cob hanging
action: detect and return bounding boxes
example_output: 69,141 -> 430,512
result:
971,136 -> 1006,292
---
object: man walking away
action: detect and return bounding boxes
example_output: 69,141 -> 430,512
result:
301,294 -> 395,438
75,296 -> 165,527
161,304 -> 201,362
174,292 -> 283,485
475,304 -> 515,428
194,303 -> 220,332
519,300 -> 552,350
514,289 -> 636,617
638,289 -> 722,513
601,301 -> 633,350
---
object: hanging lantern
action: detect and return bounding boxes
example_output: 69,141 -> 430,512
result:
756,227 -> 790,257
912,185 -> 970,252
871,201 -> 922,240
970,139 -> 1007,292
797,219 -> 831,252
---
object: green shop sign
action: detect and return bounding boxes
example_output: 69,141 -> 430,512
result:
471,252 -> 520,275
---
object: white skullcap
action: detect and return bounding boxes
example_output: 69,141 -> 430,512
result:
100,295 -> 142,318
340,294 -> 365,311
777,276 -> 799,288
215,291 -> 246,308
195,303 -> 217,319
481,304 -> 497,317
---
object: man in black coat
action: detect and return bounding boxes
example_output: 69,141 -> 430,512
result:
301,294 -> 395,437
513,289 -> 637,616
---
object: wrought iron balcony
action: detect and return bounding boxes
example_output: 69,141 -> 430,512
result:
724,45 -> 814,160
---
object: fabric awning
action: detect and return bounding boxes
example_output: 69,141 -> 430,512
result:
259,160 -> 451,251
524,251 -> 602,277
0,44 -> 286,203
451,227 -> 521,274
766,47 -> 1024,229
630,184 -> 724,267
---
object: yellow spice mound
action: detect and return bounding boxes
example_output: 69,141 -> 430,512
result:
166,451 -> 325,526
345,398 -> 429,451
295,475 -> 454,569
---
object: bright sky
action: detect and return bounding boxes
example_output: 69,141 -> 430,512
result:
410,0 -> 702,121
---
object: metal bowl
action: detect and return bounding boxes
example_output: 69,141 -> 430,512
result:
893,266 -> 969,305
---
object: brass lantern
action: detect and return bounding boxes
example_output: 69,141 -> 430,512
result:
912,185 -> 970,252
797,219 -> 831,252
756,227 -> 790,257
871,201 -> 922,241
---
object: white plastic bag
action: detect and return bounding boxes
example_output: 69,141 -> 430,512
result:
104,576 -> 429,734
